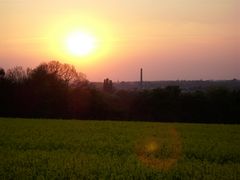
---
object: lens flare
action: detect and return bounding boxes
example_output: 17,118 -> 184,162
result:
135,128 -> 182,171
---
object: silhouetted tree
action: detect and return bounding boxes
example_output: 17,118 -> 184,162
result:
26,64 -> 69,118
0,67 -> 5,79
43,61 -> 87,85
5,66 -> 27,83
67,83 -> 96,119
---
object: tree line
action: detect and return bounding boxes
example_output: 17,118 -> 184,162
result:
0,61 -> 239,123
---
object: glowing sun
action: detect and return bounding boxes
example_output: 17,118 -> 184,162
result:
66,31 -> 96,56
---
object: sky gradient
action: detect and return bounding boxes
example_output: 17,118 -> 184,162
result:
1,0 -> 239,81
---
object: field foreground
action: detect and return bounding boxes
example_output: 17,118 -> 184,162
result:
0,118 -> 239,179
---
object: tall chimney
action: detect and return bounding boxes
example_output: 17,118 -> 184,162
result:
140,68 -> 143,88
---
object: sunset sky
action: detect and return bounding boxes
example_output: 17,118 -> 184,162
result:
1,0 -> 239,81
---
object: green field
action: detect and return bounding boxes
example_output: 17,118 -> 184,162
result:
0,118 -> 239,179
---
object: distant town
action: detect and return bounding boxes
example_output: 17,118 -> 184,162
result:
93,79 -> 240,92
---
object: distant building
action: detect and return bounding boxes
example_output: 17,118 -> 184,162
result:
103,78 -> 113,92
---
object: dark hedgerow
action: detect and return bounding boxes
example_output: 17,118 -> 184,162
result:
0,62 -> 240,124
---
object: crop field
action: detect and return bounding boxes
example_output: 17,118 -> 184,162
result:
0,118 -> 239,179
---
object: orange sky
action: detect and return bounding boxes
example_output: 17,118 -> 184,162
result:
0,0 -> 239,81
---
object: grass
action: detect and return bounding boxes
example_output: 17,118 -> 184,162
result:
0,118 -> 239,179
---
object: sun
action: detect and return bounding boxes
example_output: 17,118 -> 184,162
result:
66,31 -> 96,56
